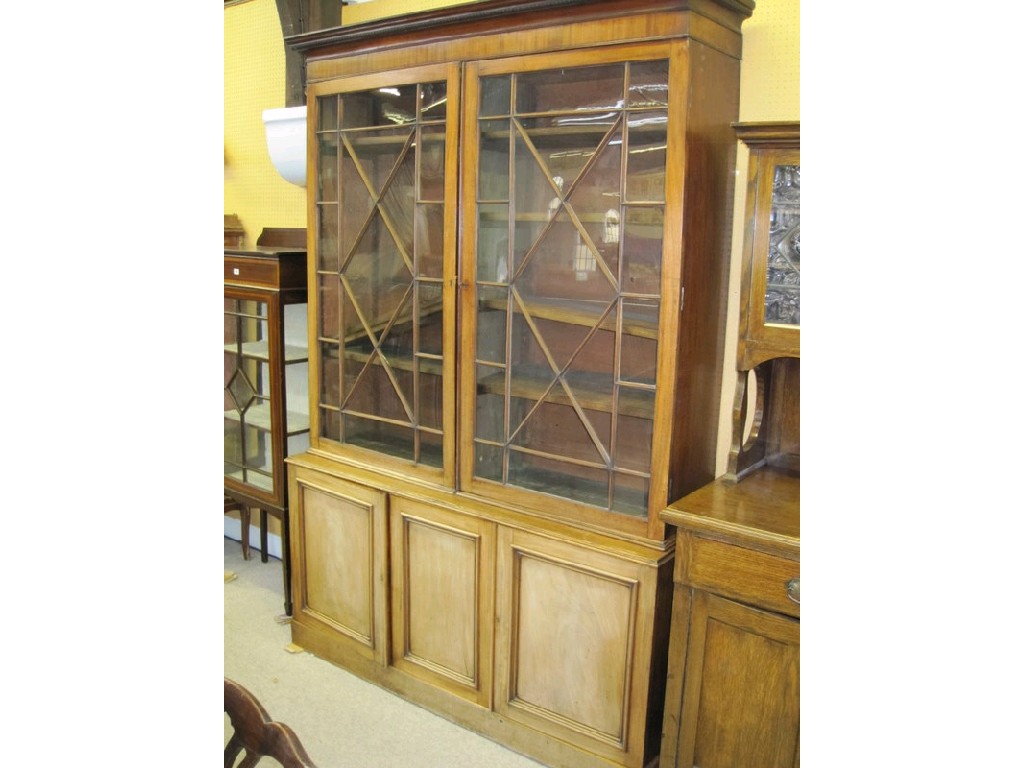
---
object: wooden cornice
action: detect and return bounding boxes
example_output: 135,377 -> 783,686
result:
285,0 -> 756,54
733,121 -> 800,148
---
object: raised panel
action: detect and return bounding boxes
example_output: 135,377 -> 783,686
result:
292,475 -> 387,662
679,591 -> 799,768
515,553 -> 632,738
495,528 -> 658,766
390,498 -> 494,706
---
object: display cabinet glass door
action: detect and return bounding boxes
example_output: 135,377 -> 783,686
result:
735,123 -> 800,368
464,52 -> 672,520
312,65 -> 456,477
225,297 -> 277,494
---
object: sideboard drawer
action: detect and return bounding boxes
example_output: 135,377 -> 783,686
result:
225,256 -> 279,288
684,535 -> 800,618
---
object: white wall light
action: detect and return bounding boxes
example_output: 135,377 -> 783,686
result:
262,106 -> 307,188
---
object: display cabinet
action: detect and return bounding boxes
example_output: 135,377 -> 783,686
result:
284,2 -> 753,766
733,121 -> 800,369
224,228 -> 310,615
659,121 -> 800,766
729,121 -> 800,480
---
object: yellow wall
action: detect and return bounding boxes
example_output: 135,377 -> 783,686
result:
224,0 -> 306,249
224,0 -> 800,473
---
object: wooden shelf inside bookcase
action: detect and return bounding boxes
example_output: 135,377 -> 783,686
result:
478,296 -> 658,339
476,366 -> 653,418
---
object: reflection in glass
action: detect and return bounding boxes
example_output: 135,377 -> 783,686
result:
628,60 -> 669,107
516,63 -> 624,114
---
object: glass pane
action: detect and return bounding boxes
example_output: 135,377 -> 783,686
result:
620,302 -> 659,385
479,120 -> 510,201
477,204 -> 510,283
418,368 -> 443,430
616,406 -> 654,471
474,441 -> 504,482
320,407 -> 341,442
508,400 -> 609,468
224,415 -> 243,479
516,63 -> 624,114
626,113 -> 667,203
343,84 -> 418,129
612,471 -> 648,518
415,204 -> 444,279
317,134 -> 339,203
318,94 -> 338,131
320,342 -> 340,403
319,275 -> 340,341
419,430 -> 444,468
344,414 -> 414,459
480,76 -> 511,117
507,451 -> 609,509
764,164 -> 800,326
628,60 -> 669,107
476,286 -> 507,364
475,379 -> 505,443
419,81 -> 447,121
418,282 -> 444,356
317,204 -> 339,272
621,207 -> 662,296
419,125 -> 446,201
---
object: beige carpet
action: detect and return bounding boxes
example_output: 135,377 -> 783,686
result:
224,537 -> 546,767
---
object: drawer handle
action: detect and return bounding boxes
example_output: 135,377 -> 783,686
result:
786,577 -> 800,605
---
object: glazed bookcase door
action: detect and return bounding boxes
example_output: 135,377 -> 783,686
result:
460,44 -> 681,531
309,64 -> 459,485
224,293 -> 281,503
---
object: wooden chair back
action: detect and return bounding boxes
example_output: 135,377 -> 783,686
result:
224,678 -> 317,768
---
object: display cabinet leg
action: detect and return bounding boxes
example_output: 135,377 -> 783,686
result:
239,506 -> 252,561
238,507 -> 250,561
225,496 -> 252,560
260,508 -> 269,563
280,510 -> 293,617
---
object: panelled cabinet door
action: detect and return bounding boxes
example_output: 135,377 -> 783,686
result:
461,43 -> 683,534
494,527 -> 665,767
674,591 -> 800,768
389,498 -> 495,707
289,471 -> 389,665
309,63 -> 460,485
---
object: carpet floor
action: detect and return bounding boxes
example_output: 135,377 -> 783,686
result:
224,537 -> 546,767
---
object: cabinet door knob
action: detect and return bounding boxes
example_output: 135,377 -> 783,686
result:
786,577 -> 800,605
